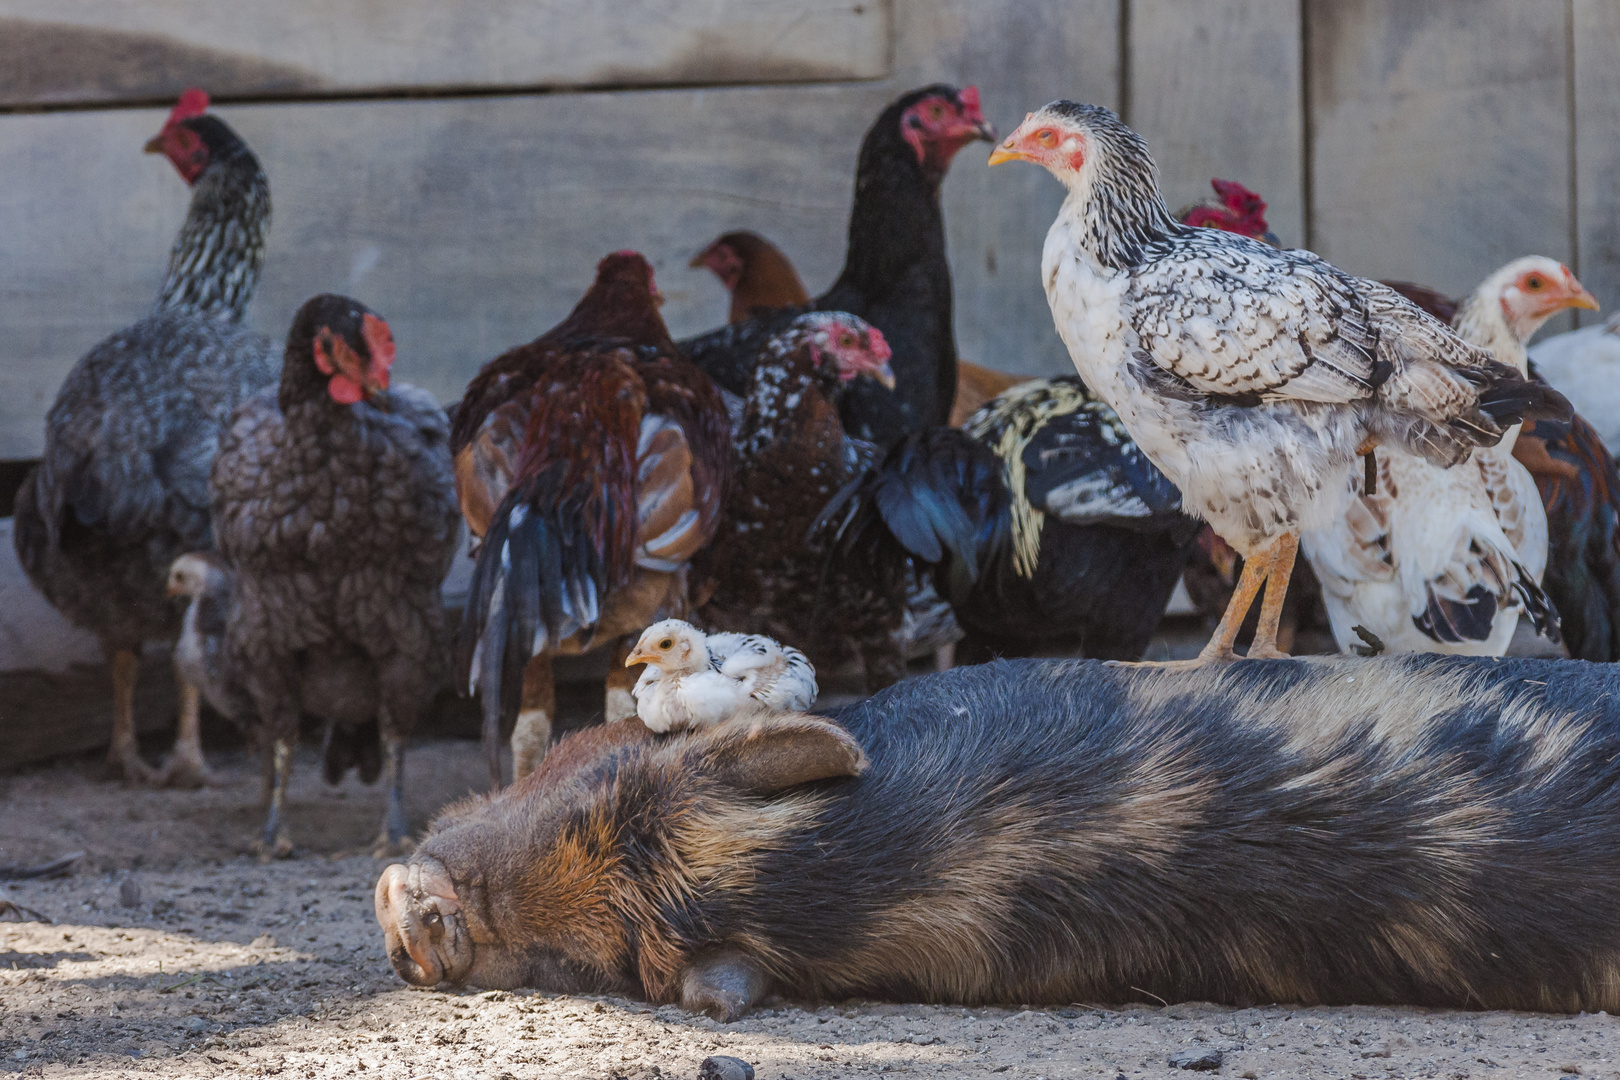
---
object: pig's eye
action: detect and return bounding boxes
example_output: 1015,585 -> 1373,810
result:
424,912 -> 441,926
659,638 -> 674,650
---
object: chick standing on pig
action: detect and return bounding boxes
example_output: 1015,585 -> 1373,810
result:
627,619 -> 816,732
378,655 -> 1620,1019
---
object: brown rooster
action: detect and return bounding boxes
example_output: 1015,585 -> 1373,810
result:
210,295 -> 459,855
696,312 -> 903,689
455,253 -> 731,788
689,228 -> 1036,428
12,88 -> 277,786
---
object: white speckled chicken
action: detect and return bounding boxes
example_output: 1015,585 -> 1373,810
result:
989,101 -> 1571,664
12,89 -> 277,784
210,295 -> 458,855
626,619 -> 816,733
1304,257 -> 1596,655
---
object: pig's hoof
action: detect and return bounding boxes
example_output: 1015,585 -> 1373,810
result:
680,953 -> 769,1022
699,1056 -> 755,1080
251,834 -> 294,862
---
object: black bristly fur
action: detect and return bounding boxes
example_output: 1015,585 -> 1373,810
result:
680,85 -> 974,446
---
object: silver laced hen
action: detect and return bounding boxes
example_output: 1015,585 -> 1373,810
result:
990,101 -> 1571,664
13,89 -> 277,783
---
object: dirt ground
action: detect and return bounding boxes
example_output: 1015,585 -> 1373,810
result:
3,739 -> 1619,1080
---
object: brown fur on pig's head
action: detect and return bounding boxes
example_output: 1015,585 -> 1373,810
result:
374,709 -> 865,998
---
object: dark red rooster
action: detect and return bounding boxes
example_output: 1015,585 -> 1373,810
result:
13,88 -> 277,786
456,254 -> 731,788
695,312 -> 903,688
680,85 -> 996,446
210,295 -> 458,855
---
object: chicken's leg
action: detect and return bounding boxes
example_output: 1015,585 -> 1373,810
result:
1118,533 -> 1280,668
375,733 -> 411,857
255,737 -> 295,860
511,655 -> 555,783
105,648 -> 154,782
155,680 -> 219,789
1246,532 -> 1299,660
604,635 -> 639,724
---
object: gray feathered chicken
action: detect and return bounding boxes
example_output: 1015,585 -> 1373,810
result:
990,102 -> 1572,664
12,88 -> 277,784
209,295 -> 458,855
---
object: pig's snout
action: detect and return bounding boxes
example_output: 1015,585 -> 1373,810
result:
375,859 -> 471,986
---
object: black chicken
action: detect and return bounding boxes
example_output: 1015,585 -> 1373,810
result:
12,89 -> 277,786
821,377 -> 1200,662
695,312 -> 904,689
680,85 -> 995,446
209,296 -> 459,855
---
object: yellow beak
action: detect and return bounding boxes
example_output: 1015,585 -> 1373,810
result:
987,144 -> 1025,167
143,135 -> 164,154
624,648 -> 654,667
1567,287 -> 1601,312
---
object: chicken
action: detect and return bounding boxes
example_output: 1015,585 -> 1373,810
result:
1529,312 -> 1620,456
680,85 -> 996,445
690,231 -> 811,323
457,253 -> 732,788
209,295 -> 459,855
689,228 -> 1036,428
1302,258 -> 1593,655
693,312 -> 906,689
625,619 -> 816,733
11,89 -> 278,785
1175,177 -> 1281,245
989,102 -> 1570,664
821,376 -> 1200,661
167,551 -> 385,793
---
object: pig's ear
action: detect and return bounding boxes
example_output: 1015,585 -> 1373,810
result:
697,710 -> 867,796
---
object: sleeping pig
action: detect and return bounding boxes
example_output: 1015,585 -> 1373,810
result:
376,654 -> 1620,1018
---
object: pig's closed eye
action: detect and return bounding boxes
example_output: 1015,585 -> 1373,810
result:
425,912 -> 442,926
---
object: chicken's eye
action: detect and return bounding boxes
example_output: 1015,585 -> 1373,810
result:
658,638 -> 674,650
1036,129 -> 1058,147
929,103 -> 946,120
1525,275 -> 1545,290
840,334 -> 855,348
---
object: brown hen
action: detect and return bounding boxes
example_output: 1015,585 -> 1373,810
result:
455,253 -> 731,788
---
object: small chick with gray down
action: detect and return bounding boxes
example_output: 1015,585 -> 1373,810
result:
627,619 -> 817,733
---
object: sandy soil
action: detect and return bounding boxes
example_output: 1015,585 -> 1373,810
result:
3,740 -> 1619,1080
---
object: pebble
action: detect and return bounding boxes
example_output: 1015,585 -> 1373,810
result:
1168,1048 -> 1223,1071
698,1055 -> 755,1080
119,878 -> 142,907
185,1017 -> 209,1035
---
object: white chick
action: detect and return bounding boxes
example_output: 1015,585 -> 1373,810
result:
626,620 -> 818,733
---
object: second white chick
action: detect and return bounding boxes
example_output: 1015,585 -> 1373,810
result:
626,620 -> 817,733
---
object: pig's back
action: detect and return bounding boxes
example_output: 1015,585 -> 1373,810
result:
727,655 -> 1620,1012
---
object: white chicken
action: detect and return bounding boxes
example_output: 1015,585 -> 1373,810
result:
1304,257 -> 1596,655
1529,311 -> 1620,456
626,619 -> 817,733
988,101 -> 1571,663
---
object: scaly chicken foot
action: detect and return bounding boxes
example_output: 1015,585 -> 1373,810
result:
154,680 -> 222,789
1112,532 -> 1287,668
1245,532 -> 1299,660
253,738 -> 295,861
510,655 -> 555,784
604,635 -> 640,724
105,648 -> 156,783
373,735 -> 413,858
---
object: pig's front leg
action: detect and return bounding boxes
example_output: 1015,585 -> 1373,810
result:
680,952 -> 771,1021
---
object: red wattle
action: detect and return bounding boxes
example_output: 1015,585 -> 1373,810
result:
328,374 -> 365,405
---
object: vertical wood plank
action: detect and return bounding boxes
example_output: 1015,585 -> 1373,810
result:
1128,0 -> 1306,247
1574,0 -> 1620,316
1306,0 -> 1574,302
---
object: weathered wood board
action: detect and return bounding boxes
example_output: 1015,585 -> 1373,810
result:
1574,0 -> 1620,318
1305,0 -> 1574,304
0,0 -> 1120,460
0,0 -> 893,107
1127,0 -> 1306,248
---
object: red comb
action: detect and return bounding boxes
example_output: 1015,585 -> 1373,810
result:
959,85 -> 983,118
167,88 -> 209,124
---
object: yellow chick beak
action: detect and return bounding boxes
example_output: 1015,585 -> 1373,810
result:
987,143 -> 1025,167
1568,287 -> 1601,312
624,647 -> 654,667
